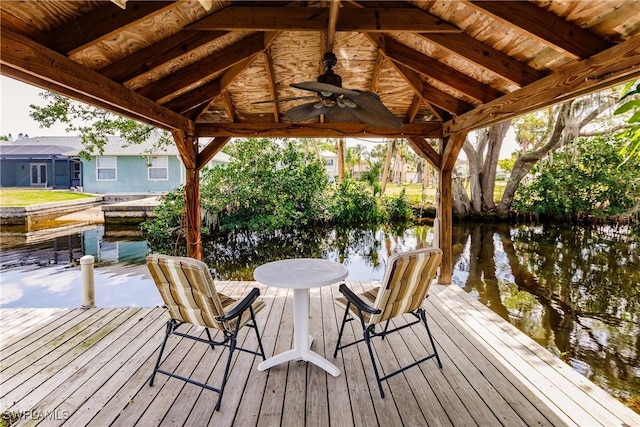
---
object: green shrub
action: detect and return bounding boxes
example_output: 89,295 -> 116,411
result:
383,190 -> 415,222
328,178 -> 385,226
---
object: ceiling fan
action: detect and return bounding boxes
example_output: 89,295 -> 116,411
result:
257,52 -> 403,129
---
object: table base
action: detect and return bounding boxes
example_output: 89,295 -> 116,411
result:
258,349 -> 340,377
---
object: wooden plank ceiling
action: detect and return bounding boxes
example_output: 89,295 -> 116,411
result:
2,0 -> 640,166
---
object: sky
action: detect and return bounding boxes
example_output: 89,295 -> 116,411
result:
0,75 -> 517,157
0,76 -> 70,138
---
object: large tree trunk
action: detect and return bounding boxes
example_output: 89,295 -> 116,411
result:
462,120 -> 510,213
452,168 -> 471,214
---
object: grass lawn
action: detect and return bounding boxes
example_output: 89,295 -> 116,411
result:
383,181 -> 508,205
0,189 -> 96,207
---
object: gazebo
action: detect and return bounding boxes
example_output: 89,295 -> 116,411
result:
2,0 -> 640,284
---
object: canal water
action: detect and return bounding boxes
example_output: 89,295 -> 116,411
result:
0,221 -> 638,411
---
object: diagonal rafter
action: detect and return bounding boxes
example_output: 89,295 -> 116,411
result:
1,26 -> 190,132
37,1 -> 175,54
416,33 -> 545,87
263,49 -> 280,122
466,0 -> 612,59
99,31 -> 228,83
382,36 -> 504,103
138,32 -> 271,101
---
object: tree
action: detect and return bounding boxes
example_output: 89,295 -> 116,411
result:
613,80 -> 640,163
513,135 -> 640,218
453,88 -> 625,216
29,91 -> 171,157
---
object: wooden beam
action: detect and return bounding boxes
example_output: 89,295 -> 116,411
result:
405,95 -> 422,123
1,27 -> 191,132
438,167 -> 452,284
222,91 -> 236,122
263,49 -> 280,122
466,0 -> 611,59
369,51 -> 384,93
138,32 -> 269,101
99,31 -> 228,82
190,53 -> 265,118
443,34 -> 640,135
407,137 -> 440,170
196,136 -> 230,169
171,128 -> 197,170
196,122 -> 442,138
187,6 -> 461,32
393,63 -> 473,117
37,1 -> 174,54
383,36 -> 504,103
326,0 -> 340,53
416,33 -> 545,87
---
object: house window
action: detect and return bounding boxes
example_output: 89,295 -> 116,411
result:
148,156 -> 168,180
96,156 -> 117,180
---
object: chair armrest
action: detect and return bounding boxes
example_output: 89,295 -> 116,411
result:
217,287 -> 260,322
339,284 -> 381,315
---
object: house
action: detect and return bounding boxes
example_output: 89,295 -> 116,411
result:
0,136 -> 230,194
0,138 -> 81,189
320,150 -> 338,180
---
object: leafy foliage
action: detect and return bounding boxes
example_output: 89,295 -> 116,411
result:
200,138 -> 329,232
29,92 -> 172,158
513,136 -> 640,218
327,178 -> 385,226
140,189 -> 187,255
613,80 -> 640,163
383,190 -> 415,222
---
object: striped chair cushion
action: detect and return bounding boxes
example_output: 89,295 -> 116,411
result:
147,254 -> 264,332
335,248 -> 442,326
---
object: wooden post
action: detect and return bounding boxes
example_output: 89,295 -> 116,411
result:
184,167 -> 203,260
171,128 -> 202,260
438,168 -> 452,284
438,130 -> 468,285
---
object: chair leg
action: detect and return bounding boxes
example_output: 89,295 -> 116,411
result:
333,302 -> 351,358
215,330 -> 238,412
250,306 -> 266,360
419,309 -> 442,369
149,319 -> 177,386
363,325 -> 385,398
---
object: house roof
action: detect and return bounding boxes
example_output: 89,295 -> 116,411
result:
1,1 -> 639,171
0,143 -> 76,157
0,136 -> 230,162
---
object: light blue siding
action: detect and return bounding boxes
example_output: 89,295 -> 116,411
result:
81,155 -> 183,193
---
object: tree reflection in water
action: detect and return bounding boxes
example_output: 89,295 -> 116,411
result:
452,221 -> 639,412
201,221 -> 639,412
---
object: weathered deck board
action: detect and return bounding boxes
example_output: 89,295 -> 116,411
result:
1,282 -> 639,427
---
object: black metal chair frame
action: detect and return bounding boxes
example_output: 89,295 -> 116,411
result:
333,284 -> 442,398
149,287 -> 266,411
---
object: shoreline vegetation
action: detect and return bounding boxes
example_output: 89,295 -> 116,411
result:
1,185 -> 637,227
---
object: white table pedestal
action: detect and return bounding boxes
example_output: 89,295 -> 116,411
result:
254,258 -> 348,377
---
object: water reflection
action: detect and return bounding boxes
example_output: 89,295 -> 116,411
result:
451,221 -> 639,410
0,221 -> 638,411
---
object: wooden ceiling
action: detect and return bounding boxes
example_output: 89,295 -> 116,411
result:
2,0 -> 640,165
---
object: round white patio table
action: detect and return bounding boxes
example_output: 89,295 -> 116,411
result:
254,258 -> 348,377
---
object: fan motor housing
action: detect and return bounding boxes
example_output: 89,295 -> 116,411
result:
318,70 -> 342,88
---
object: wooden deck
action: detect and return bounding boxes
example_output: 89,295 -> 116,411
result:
1,282 -> 639,426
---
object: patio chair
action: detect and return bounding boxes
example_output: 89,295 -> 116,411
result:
333,247 -> 443,398
146,254 -> 266,411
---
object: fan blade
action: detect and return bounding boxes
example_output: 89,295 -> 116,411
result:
347,92 -> 403,129
252,95 -> 318,105
290,81 -> 359,97
325,105 -> 357,122
285,102 -> 329,122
